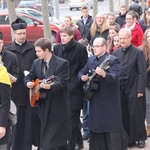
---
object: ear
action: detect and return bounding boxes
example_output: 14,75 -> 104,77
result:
45,48 -> 49,52
129,35 -> 132,41
70,35 -> 74,39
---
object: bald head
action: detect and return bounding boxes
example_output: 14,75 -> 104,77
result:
94,37 -> 107,46
93,37 -> 107,58
118,28 -> 131,48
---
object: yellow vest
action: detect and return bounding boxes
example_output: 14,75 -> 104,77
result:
0,66 -> 11,87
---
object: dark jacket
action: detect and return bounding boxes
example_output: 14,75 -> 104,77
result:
112,45 -> 147,143
147,70 -> 150,87
24,54 -> 70,149
53,39 -> 88,110
78,53 -> 123,132
76,15 -> 93,38
129,2 -> 143,16
1,48 -> 18,79
113,45 -> 146,93
0,83 -> 10,145
4,40 -> 36,106
86,28 -> 109,45
115,12 -> 127,28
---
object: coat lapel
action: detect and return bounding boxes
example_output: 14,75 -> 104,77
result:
45,54 -> 56,78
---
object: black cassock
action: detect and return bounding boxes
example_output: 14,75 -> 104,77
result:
113,44 -> 147,144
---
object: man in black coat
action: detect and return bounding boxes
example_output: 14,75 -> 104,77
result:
115,4 -> 128,27
24,38 -> 70,150
113,28 -> 147,148
4,18 -> 39,150
0,32 -> 18,82
0,32 -> 18,150
78,37 -> 128,150
53,26 -> 88,150
129,0 -> 143,16
0,61 -> 11,150
76,5 -> 93,38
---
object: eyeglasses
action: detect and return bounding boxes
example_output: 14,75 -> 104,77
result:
92,45 -> 104,49
15,32 -> 26,36
126,18 -> 134,21
119,37 -> 130,40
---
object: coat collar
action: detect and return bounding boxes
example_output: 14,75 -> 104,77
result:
45,54 -> 57,78
5,40 -> 34,54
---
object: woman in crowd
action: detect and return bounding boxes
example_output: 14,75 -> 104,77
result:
144,9 -> 150,28
86,13 -> 109,45
55,15 -> 81,43
122,10 -> 143,47
106,12 -> 120,28
140,28 -> 150,137
113,33 -> 121,51
107,25 -> 120,54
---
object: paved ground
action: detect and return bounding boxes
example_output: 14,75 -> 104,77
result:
82,137 -> 150,150
32,137 -> 150,150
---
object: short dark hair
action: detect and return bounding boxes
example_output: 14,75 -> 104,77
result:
34,38 -> 52,52
126,10 -> 136,18
59,26 -> 74,36
130,10 -> 139,20
81,5 -> 88,11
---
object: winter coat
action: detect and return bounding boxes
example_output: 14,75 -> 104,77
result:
76,15 -> 93,38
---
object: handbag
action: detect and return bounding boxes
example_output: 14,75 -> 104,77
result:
9,100 -> 17,126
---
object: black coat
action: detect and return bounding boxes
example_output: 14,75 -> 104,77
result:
86,28 -> 109,45
4,41 -> 36,106
129,2 -> 143,16
113,45 -> 147,143
24,54 -> 70,149
53,39 -> 88,110
115,12 -> 127,28
76,15 -> 93,38
113,45 -> 146,93
1,48 -> 18,79
147,70 -> 150,87
0,82 -> 10,145
78,53 -> 123,132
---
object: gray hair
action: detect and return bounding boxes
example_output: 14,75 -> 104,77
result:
119,28 -> 131,36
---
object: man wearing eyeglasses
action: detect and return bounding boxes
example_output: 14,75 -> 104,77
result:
113,28 -> 147,148
78,37 -> 128,150
4,18 -> 39,150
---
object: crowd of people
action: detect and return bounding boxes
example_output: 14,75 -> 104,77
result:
1,1 -> 150,150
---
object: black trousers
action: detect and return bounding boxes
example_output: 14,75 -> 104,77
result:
12,104 -> 40,150
89,130 -> 128,150
39,145 -> 68,150
68,110 -> 83,150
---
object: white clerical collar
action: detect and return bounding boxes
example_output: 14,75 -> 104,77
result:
15,40 -> 25,46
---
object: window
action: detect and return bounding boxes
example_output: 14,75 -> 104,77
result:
18,16 -> 33,25
0,15 -> 9,24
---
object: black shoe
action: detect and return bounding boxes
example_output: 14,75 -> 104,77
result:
138,140 -> 145,148
75,143 -> 84,150
128,141 -> 136,147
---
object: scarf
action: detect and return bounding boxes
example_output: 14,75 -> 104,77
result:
125,22 -> 136,31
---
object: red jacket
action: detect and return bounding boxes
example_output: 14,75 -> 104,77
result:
122,22 -> 143,47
